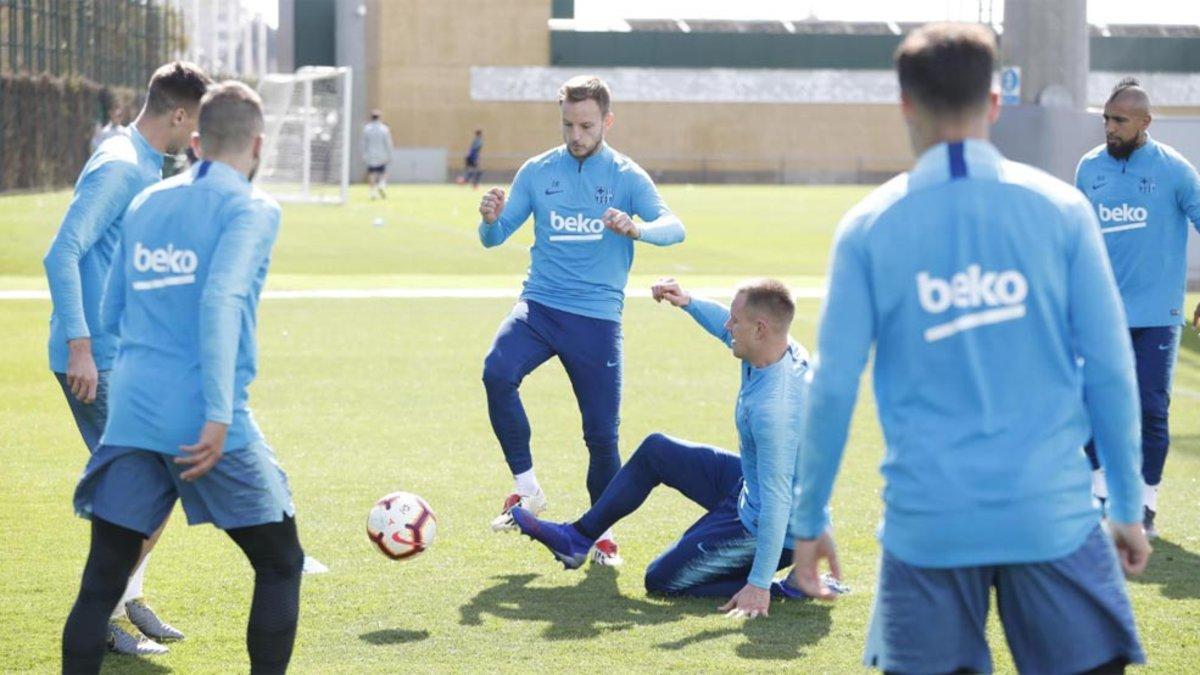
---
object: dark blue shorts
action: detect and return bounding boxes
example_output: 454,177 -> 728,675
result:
74,442 -> 295,536
864,525 -> 1144,673
54,371 -> 110,452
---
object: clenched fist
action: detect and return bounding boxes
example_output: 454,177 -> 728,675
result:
603,208 -> 639,239
480,187 -> 507,224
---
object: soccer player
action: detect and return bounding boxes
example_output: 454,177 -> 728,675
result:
362,110 -> 394,199
61,82 -> 303,674
788,24 -> 1149,674
44,61 -> 211,656
513,279 -> 836,616
463,129 -> 483,188
1075,78 -> 1200,538
478,75 -> 685,565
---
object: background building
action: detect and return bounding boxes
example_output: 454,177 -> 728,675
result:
277,0 -> 1200,185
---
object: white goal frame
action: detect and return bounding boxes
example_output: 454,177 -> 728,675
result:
256,66 -> 352,204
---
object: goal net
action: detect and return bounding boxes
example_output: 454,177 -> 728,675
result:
256,66 -> 352,204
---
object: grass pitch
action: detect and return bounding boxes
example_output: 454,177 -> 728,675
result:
0,185 -> 1197,673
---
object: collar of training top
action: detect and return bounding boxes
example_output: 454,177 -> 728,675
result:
908,139 -> 1004,189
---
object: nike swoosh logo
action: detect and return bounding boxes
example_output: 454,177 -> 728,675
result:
1158,344 -> 1173,351
606,360 -> 619,368
696,542 -> 709,555
545,189 -> 564,195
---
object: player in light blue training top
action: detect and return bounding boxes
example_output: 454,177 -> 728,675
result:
477,75 -> 685,566
513,278 -> 842,617
1075,78 -> 1200,538
62,82 -> 304,675
44,61 -> 211,657
788,24 -> 1150,674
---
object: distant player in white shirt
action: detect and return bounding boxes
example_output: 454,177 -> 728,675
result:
362,110 -> 394,199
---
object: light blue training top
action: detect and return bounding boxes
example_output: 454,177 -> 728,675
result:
683,296 -> 809,589
1075,135 -> 1200,327
44,126 -> 163,372
100,160 -> 281,455
479,144 -> 684,323
790,140 -> 1143,568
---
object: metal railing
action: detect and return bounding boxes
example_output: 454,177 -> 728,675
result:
0,0 -> 185,89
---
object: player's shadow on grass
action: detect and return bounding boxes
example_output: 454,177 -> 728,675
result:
359,628 -> 431,646
1130,537 -> 1200,600
458,567 -> 832,659
653,599 -> 832,661
460,567 -> 698,641
99,654 -> 173,673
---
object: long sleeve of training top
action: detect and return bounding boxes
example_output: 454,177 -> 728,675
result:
1065,199 -> 1143,524
99,241 -> 127,338
478,161 -> 534,247
43,162 -> 138,343
789,220 -> 873,539
746,398 -> 800,588
681,296 -> 733,346
1177,154 -> 1200,226
199,201 -> 281,425
629,168 -> 684,246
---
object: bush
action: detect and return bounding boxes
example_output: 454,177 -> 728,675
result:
0,74 -> 135,191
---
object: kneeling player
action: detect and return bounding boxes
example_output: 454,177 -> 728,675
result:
514,278 -> 839,616
62,82 -> 303,674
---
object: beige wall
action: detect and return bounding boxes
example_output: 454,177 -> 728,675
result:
367,0 -> 554,171
364,0 -> 913,179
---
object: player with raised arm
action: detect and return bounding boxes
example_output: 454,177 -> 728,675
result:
44,61 -> 211,656
62,82 -> 303,675
513,279 -> 839,616
477,75 -> 685,565
1075,78 -> 1200,538
788,24 -> 1148,674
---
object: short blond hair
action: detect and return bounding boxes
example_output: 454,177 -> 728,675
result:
736,278 -> 795,330
198,81 -> 264,156
558,75 -> 611,115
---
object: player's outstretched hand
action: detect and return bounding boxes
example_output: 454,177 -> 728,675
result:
651,277 -> 691,307
177,421 -> 229,481
479,187 -> 506,224
66,337 -> 99,404
719,583 -> 771,619
1110,521 -> 1152,576
603,208 -> 640,239
789,530 -> 842,601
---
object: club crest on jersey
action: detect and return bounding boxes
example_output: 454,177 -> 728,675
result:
594,186 -> 613,205
916,265 -> 1028,343
1138,177 -> 1156,194
131,241 -> 199,290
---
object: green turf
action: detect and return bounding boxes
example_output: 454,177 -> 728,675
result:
1,185 -> 1197,673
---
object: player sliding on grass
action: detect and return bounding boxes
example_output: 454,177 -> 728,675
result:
788,23 -> 1149,674
477,75 -> 685,566
63,82 -> 304,675
44,61 -> 211,657
513,278 -> 842,617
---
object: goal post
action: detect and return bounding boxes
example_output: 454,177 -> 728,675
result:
256,66 -> 352,204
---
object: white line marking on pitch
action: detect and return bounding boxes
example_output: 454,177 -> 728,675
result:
0,286 -> 827,301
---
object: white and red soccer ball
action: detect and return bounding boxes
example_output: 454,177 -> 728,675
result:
366,491 -> 437,561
